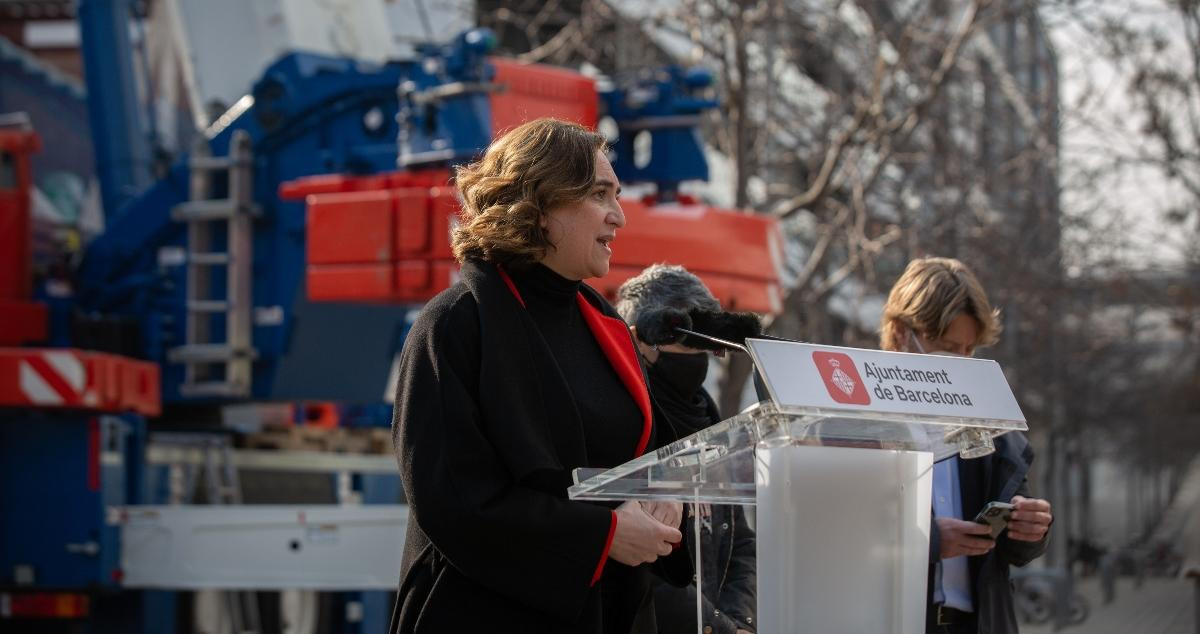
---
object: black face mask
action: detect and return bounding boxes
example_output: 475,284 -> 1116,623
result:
650,350 -> 709,397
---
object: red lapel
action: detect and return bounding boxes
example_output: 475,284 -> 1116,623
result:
496,267 -> 653,458
575,293 -> 653,457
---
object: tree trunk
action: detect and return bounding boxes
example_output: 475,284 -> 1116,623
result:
732,5 -> 751,209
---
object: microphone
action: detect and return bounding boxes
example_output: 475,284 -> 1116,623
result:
634,307 -> 692,346
689,309 -> 762,343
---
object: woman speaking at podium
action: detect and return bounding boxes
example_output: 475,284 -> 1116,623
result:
388,118 -> 690,634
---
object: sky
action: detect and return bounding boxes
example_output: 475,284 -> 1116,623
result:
1042,0 -> 1194,272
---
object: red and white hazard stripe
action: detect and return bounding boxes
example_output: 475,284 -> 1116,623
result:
17,350 -> 98,408
0,348 -> 160,416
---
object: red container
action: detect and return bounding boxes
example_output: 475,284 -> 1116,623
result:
490,58 -> 598,134
394,190 -> 431,255
307,263 -> 395,301
306,190 -> 395,265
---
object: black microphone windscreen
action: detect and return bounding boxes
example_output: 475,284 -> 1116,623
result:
635,307 -> 692,346
687,309 -> 763,345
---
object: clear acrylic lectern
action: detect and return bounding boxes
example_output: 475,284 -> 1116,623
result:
569,338 -> 1027,634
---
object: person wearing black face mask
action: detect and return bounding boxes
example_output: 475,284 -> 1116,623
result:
617,264 -> 759,634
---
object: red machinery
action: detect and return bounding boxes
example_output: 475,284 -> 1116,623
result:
281,59 -> 784,315
0,117 -> 160,417
0,118 -> 47,347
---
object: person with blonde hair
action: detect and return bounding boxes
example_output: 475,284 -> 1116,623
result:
880,257 -> 1002,356
390,118 -> 689,633
880,257 -> 1052,634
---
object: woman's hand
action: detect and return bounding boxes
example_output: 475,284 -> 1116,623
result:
609,501 -> 683,566
639,500 -> 683,529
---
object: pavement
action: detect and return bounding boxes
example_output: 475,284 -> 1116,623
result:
1023,576 -> 1197,634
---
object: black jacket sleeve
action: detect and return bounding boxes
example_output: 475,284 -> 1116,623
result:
717,507 -> 757,630
395,293 -> 614,621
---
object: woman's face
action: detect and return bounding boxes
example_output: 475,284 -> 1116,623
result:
539,151 -> 625,280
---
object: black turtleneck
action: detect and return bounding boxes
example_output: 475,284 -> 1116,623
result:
509,264 -> 645,470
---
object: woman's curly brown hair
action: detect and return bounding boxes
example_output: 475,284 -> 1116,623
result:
452,118 -> 607,267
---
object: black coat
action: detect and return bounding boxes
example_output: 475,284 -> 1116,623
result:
926,431 -> 1049,634
390,260 -> 689,634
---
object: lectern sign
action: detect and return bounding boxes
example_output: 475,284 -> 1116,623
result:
748,339 -> 1025,423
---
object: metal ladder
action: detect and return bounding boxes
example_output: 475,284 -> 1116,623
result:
168,129 -> 258,398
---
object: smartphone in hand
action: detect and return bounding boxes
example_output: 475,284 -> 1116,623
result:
973,501 -> 1014,539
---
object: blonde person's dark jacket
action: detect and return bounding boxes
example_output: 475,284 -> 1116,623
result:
927,431 -> 1049,634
